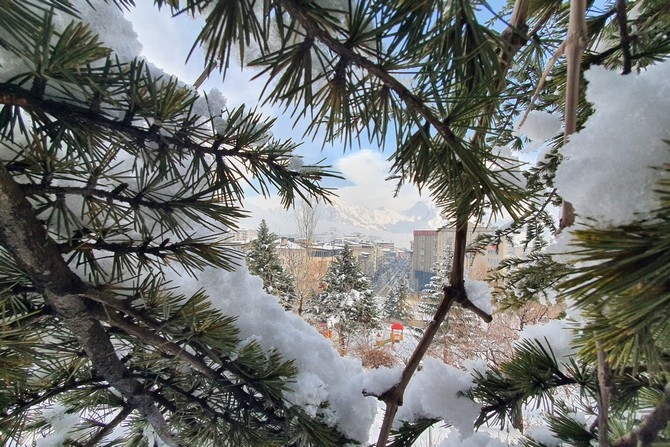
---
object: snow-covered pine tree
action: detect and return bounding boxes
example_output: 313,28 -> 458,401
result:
246,219 -> 296,310
416,247 -> 453,325
1,0 -> 669,446
382,279 -> 413,323
414,246 -> 481,365
0,2 -> 348,446
309,244 -> 380,349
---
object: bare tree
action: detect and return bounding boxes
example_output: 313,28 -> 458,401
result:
293,199 -> 324,245
281,246 -> 331,315
283,199 -> 326,315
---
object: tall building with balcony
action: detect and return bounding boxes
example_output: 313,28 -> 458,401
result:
410,223 -> 509,291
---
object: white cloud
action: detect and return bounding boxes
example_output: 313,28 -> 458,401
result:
335,149 -> 425,211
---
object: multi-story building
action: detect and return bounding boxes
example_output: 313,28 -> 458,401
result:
228,228 -> 258,244
410,223 -> 509,291
411,230 -> 440,291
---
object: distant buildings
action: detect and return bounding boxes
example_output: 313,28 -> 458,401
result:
411,230 -> 440,291
235,229 -> 409,310
232,224 -> 515,295
227,228 -> 257,244
410,223 -> 512,291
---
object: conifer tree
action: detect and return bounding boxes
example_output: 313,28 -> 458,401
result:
416,247 -> 476,338
0,2 -> 347,446
0,0 -> 668,446
309,244 -> 380,348
416,247 -> 453,325
246,219 -> 296,310
414,246 -> 480,364
382,279 -> 413,323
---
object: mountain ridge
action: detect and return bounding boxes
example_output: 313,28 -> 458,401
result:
243,197 -> 446,248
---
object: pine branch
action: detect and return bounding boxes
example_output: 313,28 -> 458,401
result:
276,0 -> 458,144
613,384 -> 670,447
471,340 -> 583,429
597,346 -> 613,447
83,405 -> 133,447
0,162 -> 182,447
374,287 -> 457,447
80,289 -> 295,421
517,44 -> 565,129
386,418 -> 442,447
615,0 -> 633,75
56,237 -> 231,262
19,183 -> 243,215
1,158 -> 315,444
271,0 -> 520,216
132,371 -> 286,430
558,0 -> 587,231
1,376 -> 106,421
467,188 -> 557,256
0,85 -> 337,203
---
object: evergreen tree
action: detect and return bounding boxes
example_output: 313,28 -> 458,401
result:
246,219 -> 296,310
309,244 -> 380,348
417,247 -> 453,324
0,2 -> 346,445
0,1 -> 668,446
383,279 -> 413,323
415,246 -> 480,364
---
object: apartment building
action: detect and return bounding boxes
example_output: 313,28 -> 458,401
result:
410,223 -> 508,291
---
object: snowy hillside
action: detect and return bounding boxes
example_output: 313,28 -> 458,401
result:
242,197 -> 447,247
324,198 -> 444,232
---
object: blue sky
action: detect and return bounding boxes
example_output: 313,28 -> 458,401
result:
124,3 -> 433,216
123,2 -> 514,223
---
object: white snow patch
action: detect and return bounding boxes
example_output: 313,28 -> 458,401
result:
35,406 -> 80,447
554,61 -> 670,226
464,278 -> 493,315
396,358 -> 479,435
516,110 -> 562,143
173,264 -> 377,442
70,1 -> 142,62
517,319 -> 576,368
362,366 -> 403,396
526,425 -> 561,446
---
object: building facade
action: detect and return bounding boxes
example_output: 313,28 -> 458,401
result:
410,224 -> 509,291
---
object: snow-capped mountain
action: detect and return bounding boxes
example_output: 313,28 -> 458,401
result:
322,198 -> 443,233
242,197 -> 446,248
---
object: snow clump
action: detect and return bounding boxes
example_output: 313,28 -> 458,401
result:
173,264 -> 377,442
554,61 -> 670,226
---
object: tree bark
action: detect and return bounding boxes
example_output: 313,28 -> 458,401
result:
0,162 -> 181,447
616,0 -> 632,75
613,384 -> 670,447
558,0 -> 587,231
597,345 -> 613,447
